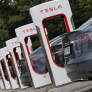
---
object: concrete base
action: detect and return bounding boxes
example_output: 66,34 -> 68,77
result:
1,89 -> 13,92
30,85 -> 53,92
1,88 -> 20,92
48,81 -> 92,92
0,90 -> 5,92
74,86 -> 92,92
1,81 -> 92,92
0,85 -> 53,92
13,88 -> 21,92
17,88 -> 32,92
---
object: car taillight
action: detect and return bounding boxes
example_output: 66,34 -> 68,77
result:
33,61 -> 37,64
74,33 -> 91,46
76,72 -> 85,74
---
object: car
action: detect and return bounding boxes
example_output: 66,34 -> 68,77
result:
19,36 -> 64,86
61,18 -> 92,81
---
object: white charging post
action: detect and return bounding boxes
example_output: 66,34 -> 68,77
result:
15,23 -> 51,89
0,76 -> 5,90
0,55 -> 5,90
0,47 -> 19,89
30,0 -> 74,86
0,77 -> 5,90
0,52 -> 11,90
6,37 -> 29,89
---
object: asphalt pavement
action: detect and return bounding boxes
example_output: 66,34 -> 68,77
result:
1,81 -> 92,92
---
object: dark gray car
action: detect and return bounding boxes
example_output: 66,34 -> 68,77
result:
62,18 -> 92,81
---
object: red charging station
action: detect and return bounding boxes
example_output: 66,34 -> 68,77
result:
15,23 -> 51,89
0,47 -> 19,89
30,0 -> 74,86
6,37 -> 28,89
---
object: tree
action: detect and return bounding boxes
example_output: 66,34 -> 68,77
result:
0,0 -> 51,48
0,1 -> 10,48
78,0 -> 92,24
69,0 -> 92,28
0,0 -> 92,48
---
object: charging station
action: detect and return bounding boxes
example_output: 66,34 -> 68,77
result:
0,47 -> 19,89
0,52 -> 11,90
30,0 -> 74,86
15,23 -> 51,89
0,78 -> 5,90
0,55 -> 5,90
6,37 -> 28,89
0,76 -> 5,90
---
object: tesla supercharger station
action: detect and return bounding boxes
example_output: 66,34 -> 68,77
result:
0,47 -> 19,89
0,78 -> 5,90
0,55 -> 5,90
0,76 -> 5,90
6,37 -> 28,89
0,52 -> 11,90
30,0 -> 74,86
15,23 -> 51,89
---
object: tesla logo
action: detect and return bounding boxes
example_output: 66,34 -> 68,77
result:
43,75 -> 46,78
12,41 -> 19,45
22,28 -> 36,33
40,5 -> 62,14
5,50 -> 8,52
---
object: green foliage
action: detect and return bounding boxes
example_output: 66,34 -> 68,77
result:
0,29 -> 9,48
0,0 -> 92,49
32,39 -> 40,50
78,0 -> 92,21
69,0 -> 92,28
